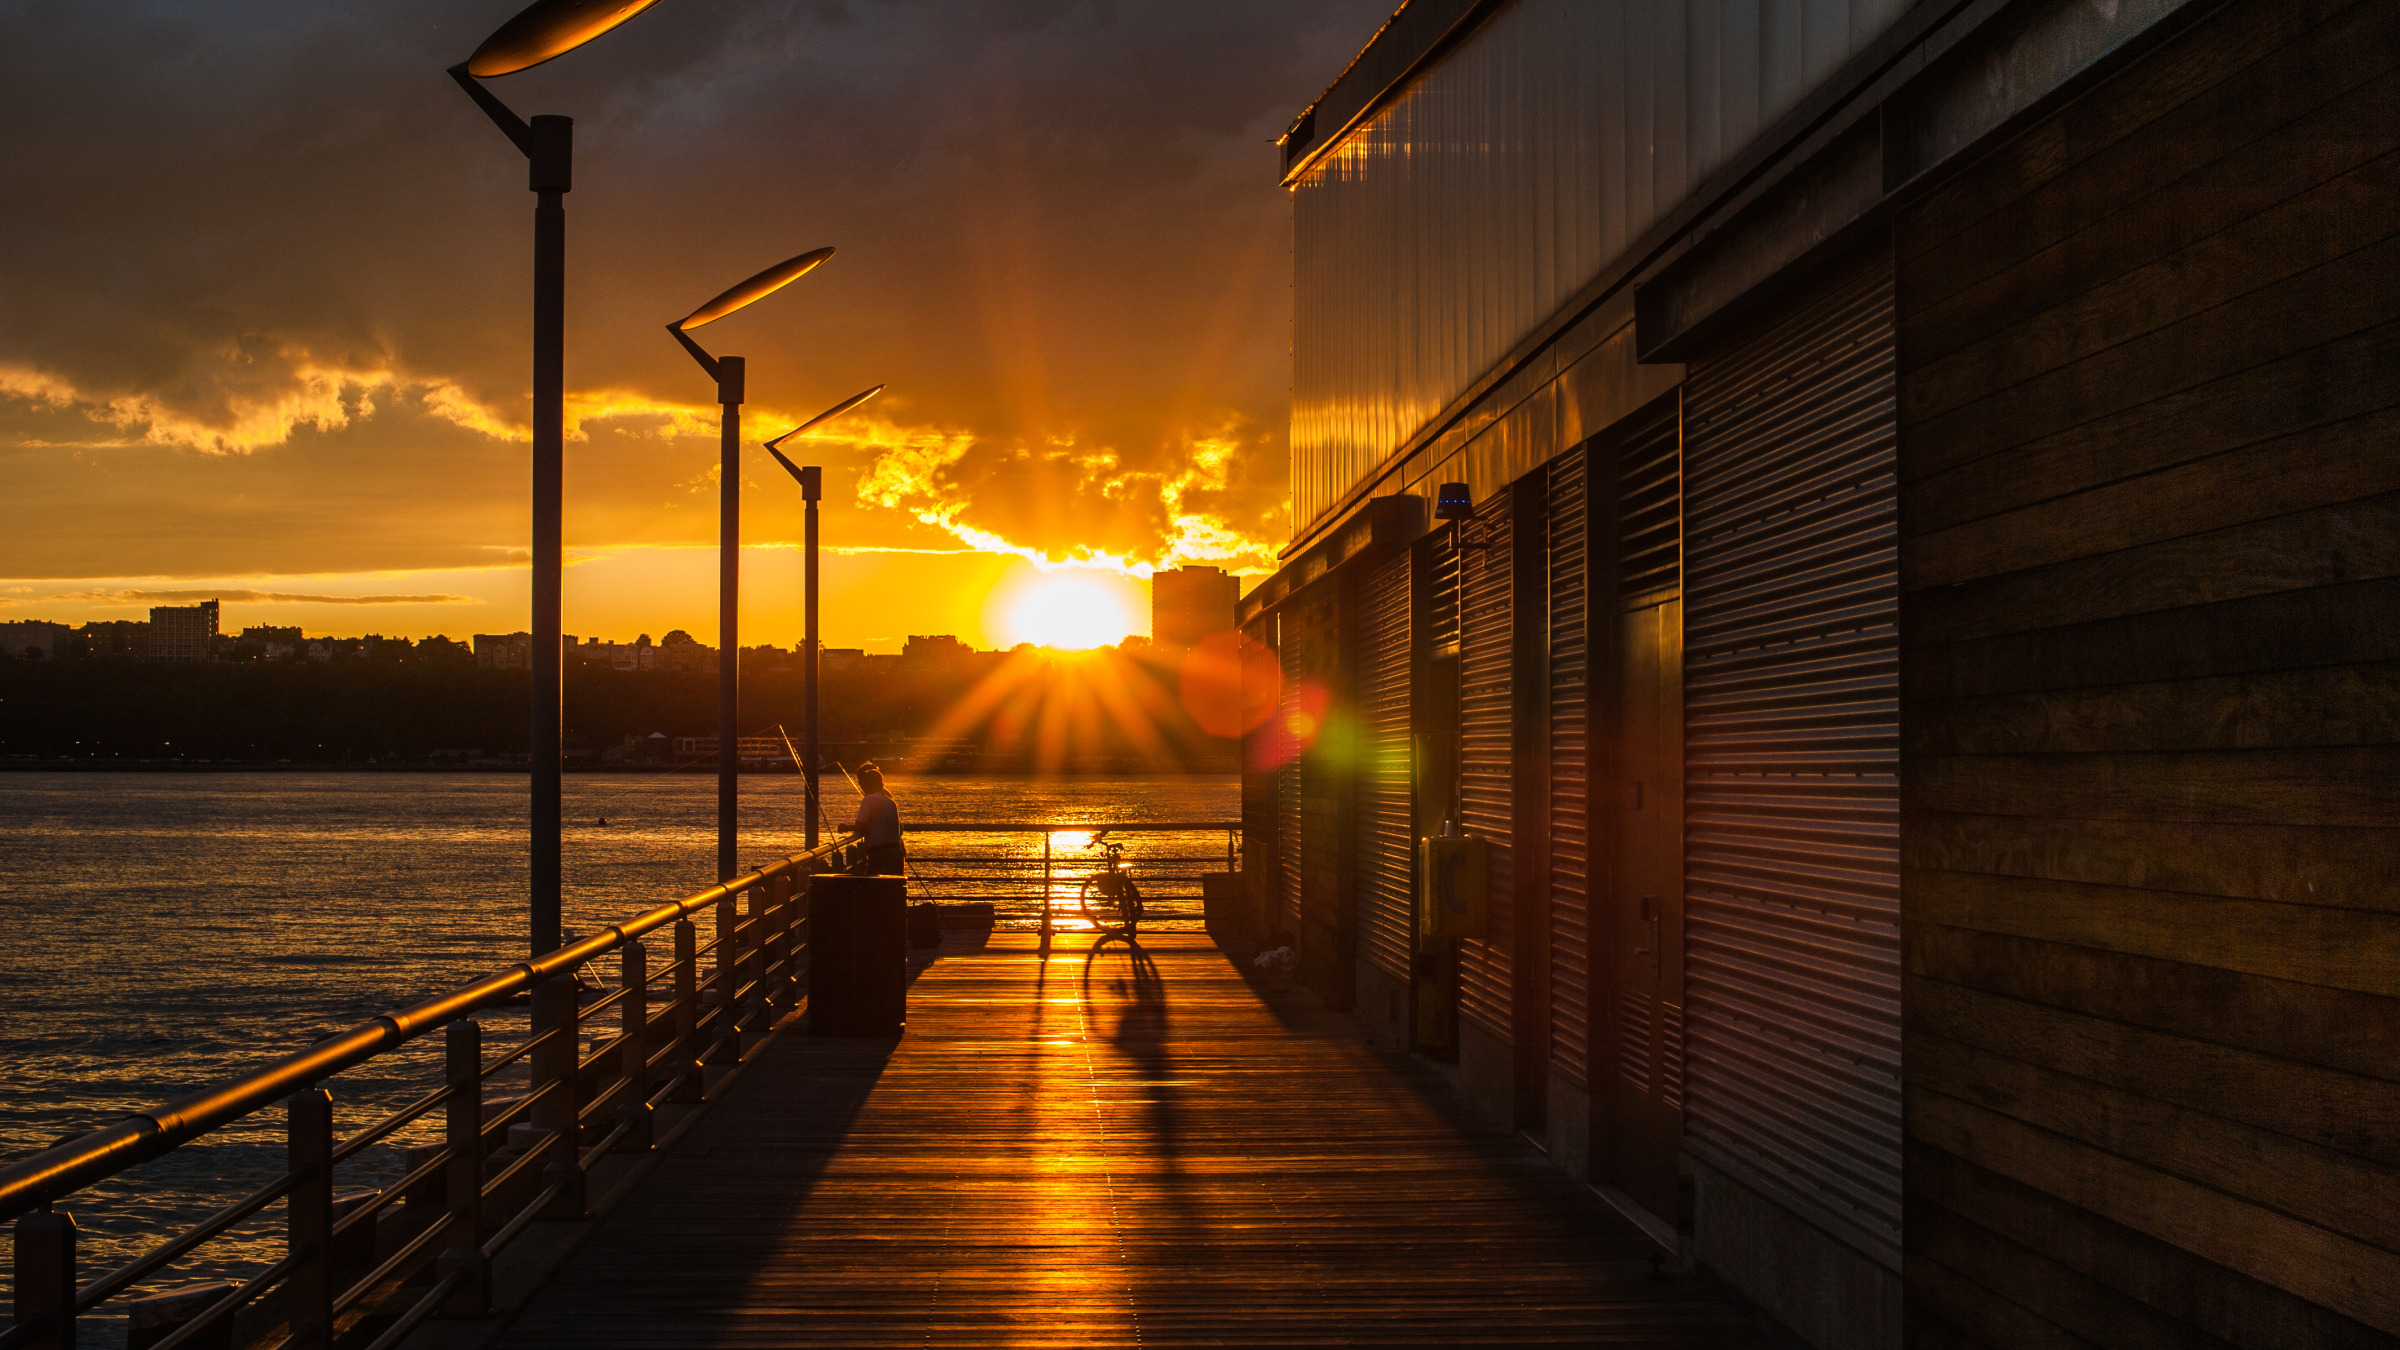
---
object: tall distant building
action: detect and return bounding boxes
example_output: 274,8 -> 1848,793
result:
148,600 -> 219,663
1149,566 -> 1238,650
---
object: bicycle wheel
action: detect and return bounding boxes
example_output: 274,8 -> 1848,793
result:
1079,873 -> 1136,934
1117,876 -> 1143,937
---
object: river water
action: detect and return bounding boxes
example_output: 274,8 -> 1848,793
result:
0,770 -> 1236,1340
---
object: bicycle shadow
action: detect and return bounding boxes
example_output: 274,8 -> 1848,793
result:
1078,934 -> 1202,1231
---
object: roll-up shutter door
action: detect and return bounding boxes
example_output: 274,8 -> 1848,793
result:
1615,398 -> 1687,1115
1358,551 -> 1415,985
1456,490 -> 1514,1042
1680,249 -> 1902,1269
1546,448 -> 1591,1088
1276,614 -> 1308,941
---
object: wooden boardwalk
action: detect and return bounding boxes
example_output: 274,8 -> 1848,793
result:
495,933 -> 1770,1347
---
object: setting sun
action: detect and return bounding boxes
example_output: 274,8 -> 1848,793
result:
989,569 -> 1141,650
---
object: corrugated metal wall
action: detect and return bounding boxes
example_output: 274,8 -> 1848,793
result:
1276,614 -> 1309,942
1680,248 -> 1902,1269
1289,0 -> 1914,534
1358,550 -> 1417,984
1457,490 -> 1516,1041
1546,447 -> 1592,1089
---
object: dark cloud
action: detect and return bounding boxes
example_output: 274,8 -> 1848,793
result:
0,0 -> 1390,579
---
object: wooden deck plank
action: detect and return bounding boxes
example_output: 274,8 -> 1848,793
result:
496,934 -> 1770,1347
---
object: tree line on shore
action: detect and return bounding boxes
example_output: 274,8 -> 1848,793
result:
0,647 -> 1233,768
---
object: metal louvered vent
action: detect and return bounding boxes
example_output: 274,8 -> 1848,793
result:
1619,412 -> 1681,608
1425,528 -> 1461,653
1547,447 -> 1592,1089
1358,551 -> 1415,984
1680,250 -> 1902,1272
1456,492 -> 1515,1042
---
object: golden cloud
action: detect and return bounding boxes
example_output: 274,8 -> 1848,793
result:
0,351 -> 518,453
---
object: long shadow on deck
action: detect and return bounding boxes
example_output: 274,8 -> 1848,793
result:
491,933 -> 1770,1348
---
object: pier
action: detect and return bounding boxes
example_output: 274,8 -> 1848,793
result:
0,841 -> 1767,1350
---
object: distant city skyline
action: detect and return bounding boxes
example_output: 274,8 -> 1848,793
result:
1,562 -> 1242,657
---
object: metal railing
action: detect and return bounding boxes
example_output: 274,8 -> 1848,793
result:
0,836 -> 861,1350
896,822 -> 1240,947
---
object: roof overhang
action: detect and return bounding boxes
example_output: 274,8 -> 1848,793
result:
1237,493 -> 1425,628
1277,0 -> 1503,186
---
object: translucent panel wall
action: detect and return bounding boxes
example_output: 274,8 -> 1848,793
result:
1289,0 -> 1913,536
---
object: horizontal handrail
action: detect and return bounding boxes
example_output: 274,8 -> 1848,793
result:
904,820 -> 1239,831
0,836 -> 850,1222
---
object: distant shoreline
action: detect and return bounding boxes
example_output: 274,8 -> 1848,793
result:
0,761 -> 1239,777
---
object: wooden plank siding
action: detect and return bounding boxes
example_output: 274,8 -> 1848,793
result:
1894,0 -> 2400,1344
492,935 -> 1775,1348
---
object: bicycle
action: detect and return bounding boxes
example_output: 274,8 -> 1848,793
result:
1076,831 -> 1144,939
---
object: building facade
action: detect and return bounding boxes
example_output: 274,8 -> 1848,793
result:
0,620 -> 70,660
1150,565 -> 1241,650
147,600 -> 218,664
1242,2 -> 2400,1345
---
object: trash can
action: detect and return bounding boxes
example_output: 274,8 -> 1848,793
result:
907,902 -> 944,949
808,874 -> 907,1036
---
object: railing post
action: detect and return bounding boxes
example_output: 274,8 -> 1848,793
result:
617,942 -> 653,1151
709,894 -> 739,1063
671,918 -> 703,1101
11,1206 -> 75,1350
287,1088 -> 334,1350
766,872 -> 797,1013
437,1019 -> 489,1316
740,884 -> 768,1038
530,976 -> 585,1220
1040,832 -> 1053,954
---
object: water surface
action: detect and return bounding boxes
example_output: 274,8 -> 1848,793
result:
0,770 -> 1235,1338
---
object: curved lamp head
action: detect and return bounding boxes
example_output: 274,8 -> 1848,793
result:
764,385 -> 884,461
675,248 -> 836,332
468,0 -> 664,78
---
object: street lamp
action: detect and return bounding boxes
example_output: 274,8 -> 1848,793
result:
450,0 -> 662,960
764,386 -> 884,847
668,248 -> 836,881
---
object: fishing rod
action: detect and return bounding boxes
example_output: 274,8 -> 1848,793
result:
770,723 -> 839,842
805,736 -> 940,899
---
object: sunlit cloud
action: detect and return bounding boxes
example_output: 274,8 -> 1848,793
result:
16,588 -> 477,607
0,350 -> 523,455
849,417 -> 1277,577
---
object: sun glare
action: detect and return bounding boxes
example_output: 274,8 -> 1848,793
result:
994,571 -> 1138,650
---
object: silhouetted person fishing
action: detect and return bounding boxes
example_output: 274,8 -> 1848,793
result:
844,762 -> 905,875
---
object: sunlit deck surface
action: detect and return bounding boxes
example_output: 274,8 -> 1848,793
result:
495,932 -> 1768,1347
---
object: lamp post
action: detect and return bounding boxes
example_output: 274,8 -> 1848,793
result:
450,0 -> 662,960
764,387 -> 883,847
668,249 -> 836,881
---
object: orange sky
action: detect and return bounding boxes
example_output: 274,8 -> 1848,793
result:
0,0 -> 1390,650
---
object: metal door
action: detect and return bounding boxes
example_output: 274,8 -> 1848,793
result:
1681,248 -> 1901,1270
1358,550 -> 1415,986
1456,490 -> 1514,1042
1599,397 -> 1686,1224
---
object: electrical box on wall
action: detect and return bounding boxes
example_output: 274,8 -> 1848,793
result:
1419,833 -> 1487,941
